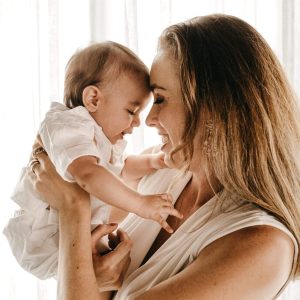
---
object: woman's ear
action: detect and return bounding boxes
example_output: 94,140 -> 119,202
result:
82,86 -> 103,112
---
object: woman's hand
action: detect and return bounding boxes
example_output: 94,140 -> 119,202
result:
91,224 -> 132,291
28,142 -> 89,212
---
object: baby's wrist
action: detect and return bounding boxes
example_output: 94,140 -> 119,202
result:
149,154 -> 166,170
149,156 -> 159,169
133,194 -> 147,216
148,157 -> 156,169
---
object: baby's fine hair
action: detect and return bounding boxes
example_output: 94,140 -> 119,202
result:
64,41 -> 149,108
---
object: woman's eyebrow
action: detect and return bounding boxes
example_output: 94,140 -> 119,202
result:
150,83 -> 166,91
129,100 -> 142,106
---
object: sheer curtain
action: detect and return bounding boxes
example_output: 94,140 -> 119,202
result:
0,0 -> 299,299
0,0 -> 90,299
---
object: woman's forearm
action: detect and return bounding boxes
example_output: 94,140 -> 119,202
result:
58,202 -> 100,300
28,148 -> 131,299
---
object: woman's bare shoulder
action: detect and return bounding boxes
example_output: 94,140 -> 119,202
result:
136,225 -> 295,300
191,225 -> 295,298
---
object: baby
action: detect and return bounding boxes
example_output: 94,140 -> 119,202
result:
4,41 -> 181,279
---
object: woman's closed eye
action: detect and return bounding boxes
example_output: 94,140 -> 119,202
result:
127,109 -> 135,115
154,96 -> 164,105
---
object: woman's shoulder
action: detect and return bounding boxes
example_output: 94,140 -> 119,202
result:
193,195 -> 298,252
212,223 -> 295,266
190,223 -> 295,299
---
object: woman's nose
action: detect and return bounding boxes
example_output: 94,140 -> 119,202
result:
145,105 -> 158,127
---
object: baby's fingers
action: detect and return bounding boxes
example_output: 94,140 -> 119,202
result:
160,193 -> 173,203
162,206 -> 183,219
158,217 -> 174,234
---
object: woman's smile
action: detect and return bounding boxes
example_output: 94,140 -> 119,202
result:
161,134 -> 169,145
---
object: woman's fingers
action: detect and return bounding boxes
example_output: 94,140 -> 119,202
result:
33,146 -> 47,158
31,135 -> 43,157
28,145 -> 52,179
28,159 -> 40,175
27,144 -> 89,210
93,229 -> 132,291
105,229 -> 132,264
108,232 -> 120,250
91,223 -> 118,254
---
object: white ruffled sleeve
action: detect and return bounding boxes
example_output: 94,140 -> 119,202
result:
39,103 -> 100,181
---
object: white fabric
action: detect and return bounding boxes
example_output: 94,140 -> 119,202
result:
114,168 -> 298,300
3,102 -> 127,279
3,210 -> 59,279
11,102 -> 127,225
39,102 -> 127,181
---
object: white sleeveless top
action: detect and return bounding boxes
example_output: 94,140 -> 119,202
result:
115,168 -> 298,299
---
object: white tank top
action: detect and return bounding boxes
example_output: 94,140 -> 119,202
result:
115,168 -> 298,299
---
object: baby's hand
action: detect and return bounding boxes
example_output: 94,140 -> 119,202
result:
136,193 -> 183,233
149,152 -> 167,170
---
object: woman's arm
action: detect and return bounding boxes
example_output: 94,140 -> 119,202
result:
57,197 -> 101,300
29,150 -> 132,300
135,225 -> 294,300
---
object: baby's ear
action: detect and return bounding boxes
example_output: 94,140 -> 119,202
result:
82,86 -> 103,112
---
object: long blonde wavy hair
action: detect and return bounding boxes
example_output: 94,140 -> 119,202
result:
159,14 -> 300,278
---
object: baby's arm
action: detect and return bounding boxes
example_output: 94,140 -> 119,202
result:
121,152 -> 166,182
69,156 -> 182,233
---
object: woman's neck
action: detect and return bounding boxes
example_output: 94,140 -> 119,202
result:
141,169 -> 220,265
184,170 -> 218,210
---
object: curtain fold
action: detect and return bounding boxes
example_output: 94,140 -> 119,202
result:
282,0 -> 296,91
294,0 -> 300,97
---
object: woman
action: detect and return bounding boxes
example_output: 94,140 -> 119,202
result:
30,14 -> 300,299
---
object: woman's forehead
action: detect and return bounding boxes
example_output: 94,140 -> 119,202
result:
150,53 -> 179,91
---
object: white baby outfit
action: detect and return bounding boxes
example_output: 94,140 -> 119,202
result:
3,102 -> 127,279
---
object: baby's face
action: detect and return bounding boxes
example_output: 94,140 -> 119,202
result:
94,73 -> 151,144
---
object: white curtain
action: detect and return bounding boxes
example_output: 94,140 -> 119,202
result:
0,0 -> 90,299
0,0 -> 299,299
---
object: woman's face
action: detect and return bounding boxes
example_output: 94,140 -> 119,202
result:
146,50 -> 186,167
